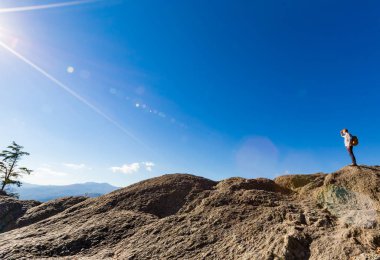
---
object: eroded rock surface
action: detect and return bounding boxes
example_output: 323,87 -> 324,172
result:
15,196 -> 88,229
0,167 -> 380,259
0,195 -> 40,233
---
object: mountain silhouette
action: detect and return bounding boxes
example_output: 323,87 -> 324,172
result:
10,182 -> 119,201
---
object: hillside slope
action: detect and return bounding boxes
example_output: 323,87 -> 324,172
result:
0,166 -> 380,259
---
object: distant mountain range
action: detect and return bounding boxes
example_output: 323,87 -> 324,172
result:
9,182 -> 119,202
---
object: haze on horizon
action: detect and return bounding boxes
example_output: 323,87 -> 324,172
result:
0,0 -> 379,187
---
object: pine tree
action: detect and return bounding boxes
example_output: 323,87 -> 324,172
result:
0,142 -> 32,191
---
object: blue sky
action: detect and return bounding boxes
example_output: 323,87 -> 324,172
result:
0,0 -> 379,186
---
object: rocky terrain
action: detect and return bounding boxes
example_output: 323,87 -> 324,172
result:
0,165 -> 380,259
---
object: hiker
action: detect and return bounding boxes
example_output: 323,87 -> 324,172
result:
340,129 -> 357,166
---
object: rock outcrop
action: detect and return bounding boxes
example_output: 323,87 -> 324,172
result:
0,166 -> 380,259
0,195 -> 40,233
14,196 -> 88,229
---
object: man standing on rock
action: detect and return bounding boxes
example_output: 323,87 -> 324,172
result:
340,129 -> 357,166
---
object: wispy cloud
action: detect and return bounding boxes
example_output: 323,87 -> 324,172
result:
35,167 -> 68,177
110,162 -> 155,174
63,163 -> 91,170
143,162 -> 155,172
111,163 -> 140,174
0,0 -> 102,14
22,166 -> 71,185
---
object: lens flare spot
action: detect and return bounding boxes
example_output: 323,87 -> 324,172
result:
67,66 -> 75,74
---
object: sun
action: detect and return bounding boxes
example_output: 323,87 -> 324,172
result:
0,0 -> 101,45
0,0 -> 145,147
0,23 -> 18,49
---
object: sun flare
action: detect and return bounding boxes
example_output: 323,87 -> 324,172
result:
0,0 -> 147,148
0,0 -> 101,14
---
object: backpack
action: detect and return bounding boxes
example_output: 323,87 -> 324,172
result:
351,136 -> 359,146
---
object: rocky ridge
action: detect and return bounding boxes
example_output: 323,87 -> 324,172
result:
0,166 -> 379,259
